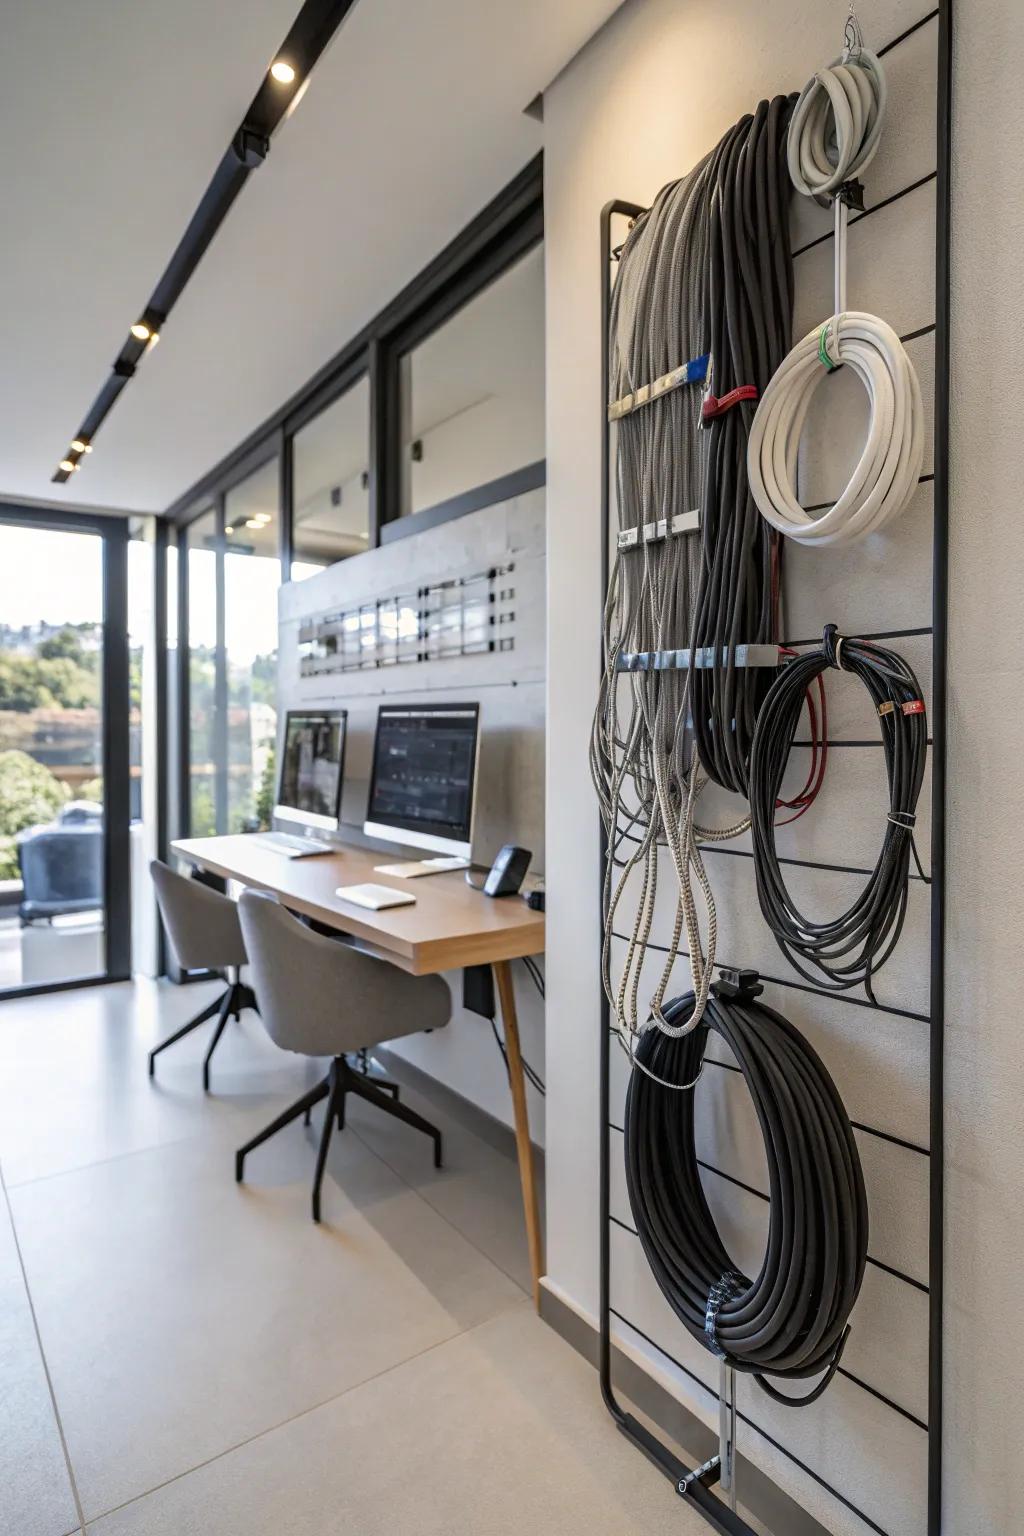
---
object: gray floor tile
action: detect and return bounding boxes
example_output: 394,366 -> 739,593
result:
0,978 -> 324,1189
7,1109 -> 521,1523
87,1305 -> 694,1536
0,1192 -> 80,1536
343,1065 -> 544,1296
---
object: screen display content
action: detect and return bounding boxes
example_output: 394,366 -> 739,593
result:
279,712 -> 346,822
368,706 -> 479,841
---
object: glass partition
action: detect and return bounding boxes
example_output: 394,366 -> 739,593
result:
292,376 -> 370,578
398,243 -> 544,519
224,459 -> 281,831
0,522 -> 107,990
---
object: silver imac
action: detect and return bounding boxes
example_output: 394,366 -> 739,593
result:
274,709 -> 347,833
363,703 -> 480,860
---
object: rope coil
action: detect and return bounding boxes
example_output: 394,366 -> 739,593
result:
624,987 -> 868,1397
747,310 -> 925,546
748,627 -> 929,998
788,46 -> 887,201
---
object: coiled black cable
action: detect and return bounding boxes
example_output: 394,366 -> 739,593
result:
624,982 -> 867,1399
689,94 -> 796,794
749,625 -> 928,998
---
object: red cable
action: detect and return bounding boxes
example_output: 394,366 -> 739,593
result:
774,648 -> 828,824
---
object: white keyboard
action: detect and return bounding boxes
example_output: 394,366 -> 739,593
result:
250,832 -> 335,858
373,856 -> 470,879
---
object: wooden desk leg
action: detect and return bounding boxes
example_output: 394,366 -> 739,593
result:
493,958 -> 544,1310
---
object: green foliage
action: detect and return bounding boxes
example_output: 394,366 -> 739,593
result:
0,646 -> 100,712
77,777 -> 103,804
0,750 -> 68,839
255,745 -> 276,831
37,625 -> 95,665
0,836 -> 18,882
249,651 -> 278,708
189,780 -> 216,838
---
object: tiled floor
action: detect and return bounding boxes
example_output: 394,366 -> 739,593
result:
0,977 -> 692,1534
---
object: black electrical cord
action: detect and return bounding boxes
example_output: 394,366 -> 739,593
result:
689,94 -> 796,794
624,981 -> 867,1398
489,1016 -> 546,1097
748,625 -> 928,999
521,955 -> 545,999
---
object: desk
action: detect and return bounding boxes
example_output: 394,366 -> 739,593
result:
172,834 -> 545,1304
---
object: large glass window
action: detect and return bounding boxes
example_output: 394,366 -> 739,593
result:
398,242 -> 544,519
185,509 -> 218,837
224,459 -> 281,832
292,376 -> 370,579
0,523 -> 106,990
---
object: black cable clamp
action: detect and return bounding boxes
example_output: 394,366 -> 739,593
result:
833,177 -> 866,213
705,1269 -> 746,1359
711,967 -> 764,1003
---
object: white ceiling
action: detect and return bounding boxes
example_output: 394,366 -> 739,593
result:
0,0 -> 620,514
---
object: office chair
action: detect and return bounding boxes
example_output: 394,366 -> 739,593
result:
149,859 -> 256,1090
235,888 -> 450,1222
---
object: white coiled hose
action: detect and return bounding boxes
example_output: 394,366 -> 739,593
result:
747,311 -> 924,546
788,47 -> 887,199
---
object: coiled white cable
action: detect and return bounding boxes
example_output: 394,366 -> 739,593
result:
747,310 -> 924,546
788,46 -> 887,200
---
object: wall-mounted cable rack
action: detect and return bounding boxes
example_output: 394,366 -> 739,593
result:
596,5 -> 951,1533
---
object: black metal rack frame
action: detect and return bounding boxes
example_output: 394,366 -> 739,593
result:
597,5 -> 952,1533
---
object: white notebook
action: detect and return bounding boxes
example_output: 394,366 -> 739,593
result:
334,883 -> 416,911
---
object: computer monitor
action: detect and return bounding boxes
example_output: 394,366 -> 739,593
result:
274,709 -> 347,832
364,703 -> 480,859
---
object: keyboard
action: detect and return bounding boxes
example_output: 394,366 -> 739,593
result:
373,856 -> 470,879
250,832 -> 336,858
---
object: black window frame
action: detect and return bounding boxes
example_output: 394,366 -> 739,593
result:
164,154 -> 543,861
165,153 -> 543,556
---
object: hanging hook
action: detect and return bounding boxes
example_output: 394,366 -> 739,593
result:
844,1 -> 864,59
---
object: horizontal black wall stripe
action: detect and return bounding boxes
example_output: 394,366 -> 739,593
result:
607,938 -> 931,1024
791,171 -> 938,260
608,1308 -> 896,1536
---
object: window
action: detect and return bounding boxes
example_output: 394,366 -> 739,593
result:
0,514 -> 131,995
185,509 -> 219,837
224,460 -> 280,832
398,242 -> 545,520
292,376 -> 371,579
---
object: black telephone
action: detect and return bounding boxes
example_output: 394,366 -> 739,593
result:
481,845 -> 532,897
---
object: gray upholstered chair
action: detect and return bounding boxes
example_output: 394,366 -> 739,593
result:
149,859 -> 255,1089
235,888 -> 451,1222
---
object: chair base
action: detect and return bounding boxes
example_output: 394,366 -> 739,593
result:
148,979 -> 258,1091
235,1055 -> 443,1223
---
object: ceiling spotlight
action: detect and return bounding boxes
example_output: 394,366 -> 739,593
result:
130,321 -> 152,342
244,518 -> 262,529
270,59 -> 296,84
59,459 -> 76,473
70,439 -> 91,454
146,331 -> 160,351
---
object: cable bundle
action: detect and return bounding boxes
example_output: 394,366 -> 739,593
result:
787,41 -> 887,199
747,310 -> 924,546
749,30 -> 924,546
748,626 -> 928,997
624,982 -> 868,1398
688,96 -> 795,795
592,98 -> 796,1047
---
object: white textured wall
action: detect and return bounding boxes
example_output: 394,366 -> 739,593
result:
278,493 -> 547,1141
542,0 -> 1018,1532
944,1 -> 1024,1531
